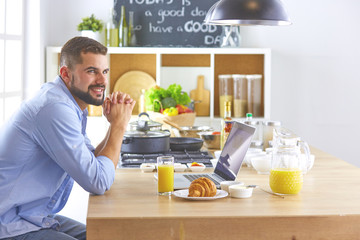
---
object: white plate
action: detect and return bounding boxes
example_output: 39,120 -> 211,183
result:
173,189 -> 228,200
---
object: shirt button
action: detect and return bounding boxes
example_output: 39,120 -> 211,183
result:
45,222 -> 50,226
52,200 -> 56,203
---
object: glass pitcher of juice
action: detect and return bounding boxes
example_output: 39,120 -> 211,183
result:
269,127 -> 311,194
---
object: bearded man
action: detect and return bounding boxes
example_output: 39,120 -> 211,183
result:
0,37 -> 135,240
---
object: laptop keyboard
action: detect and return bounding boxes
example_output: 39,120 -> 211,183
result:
183,174 -> 222,186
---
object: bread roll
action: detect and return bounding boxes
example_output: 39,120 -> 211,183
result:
188,177 -> 217,197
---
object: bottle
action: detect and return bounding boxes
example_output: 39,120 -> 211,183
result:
245,112 -> 253,121
220,101 -> 233,149
128,11 -> 136,46
118,5 -> 128,47
139,89 -> 146,113
105,8 -> 119,47
244,113 -> 263,149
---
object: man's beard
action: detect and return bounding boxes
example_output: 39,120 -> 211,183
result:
69,75 -> 105,106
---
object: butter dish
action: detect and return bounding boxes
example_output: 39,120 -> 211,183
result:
220,181 -> 244,193
229,185 -> 254,198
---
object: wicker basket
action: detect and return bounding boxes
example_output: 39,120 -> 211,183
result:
147,111 -> 196,127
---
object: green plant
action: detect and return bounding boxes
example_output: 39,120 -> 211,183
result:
77,14 -> 103,32
145,84 -> 191,112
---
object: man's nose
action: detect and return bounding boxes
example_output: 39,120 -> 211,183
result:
96,73 -> 108,85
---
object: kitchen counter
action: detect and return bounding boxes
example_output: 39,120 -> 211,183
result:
86,147 -> 360,240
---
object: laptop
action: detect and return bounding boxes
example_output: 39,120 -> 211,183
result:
171,121 -> 256,189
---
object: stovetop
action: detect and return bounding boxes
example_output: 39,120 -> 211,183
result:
118,150 -> 214,168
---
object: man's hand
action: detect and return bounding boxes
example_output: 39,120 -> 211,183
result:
103,91 -> 135,126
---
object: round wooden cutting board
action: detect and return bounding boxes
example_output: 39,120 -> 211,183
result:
113,71 -> 156,115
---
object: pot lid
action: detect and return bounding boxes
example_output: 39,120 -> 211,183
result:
124,130 -> 170,138
129,112 -> 162,131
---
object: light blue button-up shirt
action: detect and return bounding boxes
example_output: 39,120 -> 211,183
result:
0,76 -> 115,239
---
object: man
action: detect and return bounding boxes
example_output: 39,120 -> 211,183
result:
0,37 -> 135,239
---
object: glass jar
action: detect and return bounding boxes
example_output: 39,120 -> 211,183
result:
218,74 -> 233,118
220,26 -> 241,48
232,74 -> 247,118
244,113 -> 263,150
247,74 -> 262,117
262,120 -> 281,150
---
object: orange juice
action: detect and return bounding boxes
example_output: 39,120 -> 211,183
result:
269,168 -> 303,194
157,165 -> 174,194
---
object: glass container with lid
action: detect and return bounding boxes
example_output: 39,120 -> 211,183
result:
244,113 -> 262,149
262,120 -> 281,150
247,74 -> 262,117
232,74 -> 247,118
219,74 -> 233,118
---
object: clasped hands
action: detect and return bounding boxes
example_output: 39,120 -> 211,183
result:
102,91 -> 136,125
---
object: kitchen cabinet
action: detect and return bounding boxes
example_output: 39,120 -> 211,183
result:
46,47 -> 271,119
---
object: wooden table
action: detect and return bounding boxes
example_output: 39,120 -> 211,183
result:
86,147 -> 360,240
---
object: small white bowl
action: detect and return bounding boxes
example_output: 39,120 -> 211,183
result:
210,159 -> 218,168
174,163 -> 187,172
229,185 -> 254,198
187,163 -> 206,172
244,151 -> 266,168
220,181 -> 244,193
140,163 -> 156,173
251,155 -> 271,174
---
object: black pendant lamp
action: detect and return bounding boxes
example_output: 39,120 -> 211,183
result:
204,0 -> 291,26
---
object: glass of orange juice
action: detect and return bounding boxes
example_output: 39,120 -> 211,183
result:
157,156 -> 174,195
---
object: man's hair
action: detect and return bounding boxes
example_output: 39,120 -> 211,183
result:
60,37 -> 108,70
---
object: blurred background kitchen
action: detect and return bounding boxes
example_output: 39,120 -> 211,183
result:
1,0 -> 360,223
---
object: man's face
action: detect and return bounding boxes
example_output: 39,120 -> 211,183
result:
68,52 -> 109,108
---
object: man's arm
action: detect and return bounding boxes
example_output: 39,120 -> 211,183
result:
94,127 -> 110,156
96,92 -> 135,168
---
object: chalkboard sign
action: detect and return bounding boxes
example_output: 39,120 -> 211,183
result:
114,0 -> 222,47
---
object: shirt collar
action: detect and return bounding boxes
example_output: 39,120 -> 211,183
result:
54,75 -> 88,117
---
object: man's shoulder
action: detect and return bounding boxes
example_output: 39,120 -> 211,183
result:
20,84 -> 78,125
33,82 -> 74,109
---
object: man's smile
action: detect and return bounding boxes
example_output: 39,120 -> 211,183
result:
89,85 -> 105,95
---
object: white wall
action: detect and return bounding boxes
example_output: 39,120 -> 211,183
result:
241,0 -> 360,168
41,0 -> 360,168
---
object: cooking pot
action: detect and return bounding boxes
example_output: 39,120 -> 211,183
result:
169,137 -> 204,151
121,130 -> 170,154
129,112 -> 162,132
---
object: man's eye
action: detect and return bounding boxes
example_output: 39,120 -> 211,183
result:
87,69 -> 96,73
103,69 -> 109,75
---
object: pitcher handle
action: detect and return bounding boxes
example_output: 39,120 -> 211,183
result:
298,140 -> 311,173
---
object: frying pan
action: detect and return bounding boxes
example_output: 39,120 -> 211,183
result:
169,137 -> 204,151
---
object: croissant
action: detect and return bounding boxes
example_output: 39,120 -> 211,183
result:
188,177 -> 217,197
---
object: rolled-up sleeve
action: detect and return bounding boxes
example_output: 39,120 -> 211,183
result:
33,102 -> 115,195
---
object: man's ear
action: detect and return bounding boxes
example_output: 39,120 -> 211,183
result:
59,66 -> 71,85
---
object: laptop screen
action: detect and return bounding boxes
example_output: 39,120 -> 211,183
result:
214,121 -> 256,181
